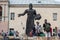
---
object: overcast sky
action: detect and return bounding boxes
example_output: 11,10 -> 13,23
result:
10,0 -> 60,2
55,0 -> 60,2
55,0 -> 60,1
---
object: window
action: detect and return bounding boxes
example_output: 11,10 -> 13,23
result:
53,13 -> 57,21
11,13 -> 15,20
10,28 -> 14,30
0,12 -> 2,21
0,6 -> 2,21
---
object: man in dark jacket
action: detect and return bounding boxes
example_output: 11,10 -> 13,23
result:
43,19 -> 51,38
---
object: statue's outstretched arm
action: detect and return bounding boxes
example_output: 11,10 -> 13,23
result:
18,10 -> 27,17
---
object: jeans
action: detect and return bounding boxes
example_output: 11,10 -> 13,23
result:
45,32 -> 51,37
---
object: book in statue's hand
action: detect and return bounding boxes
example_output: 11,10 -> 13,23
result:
35,14 -> 41,20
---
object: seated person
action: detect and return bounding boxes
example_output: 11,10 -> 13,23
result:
15,31 -> 19,37
35,22 -> 43,36
53,29 -> 57,36
58,29 -> 60,38
9,30 -> 14,36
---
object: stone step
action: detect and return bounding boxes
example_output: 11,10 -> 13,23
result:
22,36 -> 59,40
0,36 -> 59,40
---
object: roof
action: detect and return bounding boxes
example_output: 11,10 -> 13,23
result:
10,4 -> 60,8
0,0 -> 8,2
9,0 -> 60,4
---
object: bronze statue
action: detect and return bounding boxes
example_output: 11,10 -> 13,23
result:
18,3 -> 41,36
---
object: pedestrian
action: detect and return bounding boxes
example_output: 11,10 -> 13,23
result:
9,29 -> 14,36
35,22 -> 42,36
1,30 -> 7,40
15,31 -> 19,37
43,19 -> 51,40
1,30 -> 5,36
50,27 -> 52,36
57,28 -> 60,40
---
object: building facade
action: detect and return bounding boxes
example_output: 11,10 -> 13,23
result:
9,4 -> 60,35
0,0 -> 60,35
0,0 -> 9,32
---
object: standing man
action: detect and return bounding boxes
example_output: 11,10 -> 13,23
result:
43,19 -> 51,40
18,3 -> 41,36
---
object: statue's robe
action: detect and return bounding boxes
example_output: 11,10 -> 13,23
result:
19,9 -> 41,36
19,9 -> 36,36
25,9 -> 36,36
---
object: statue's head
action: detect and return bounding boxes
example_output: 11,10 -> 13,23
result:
29,3 -> 33,9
